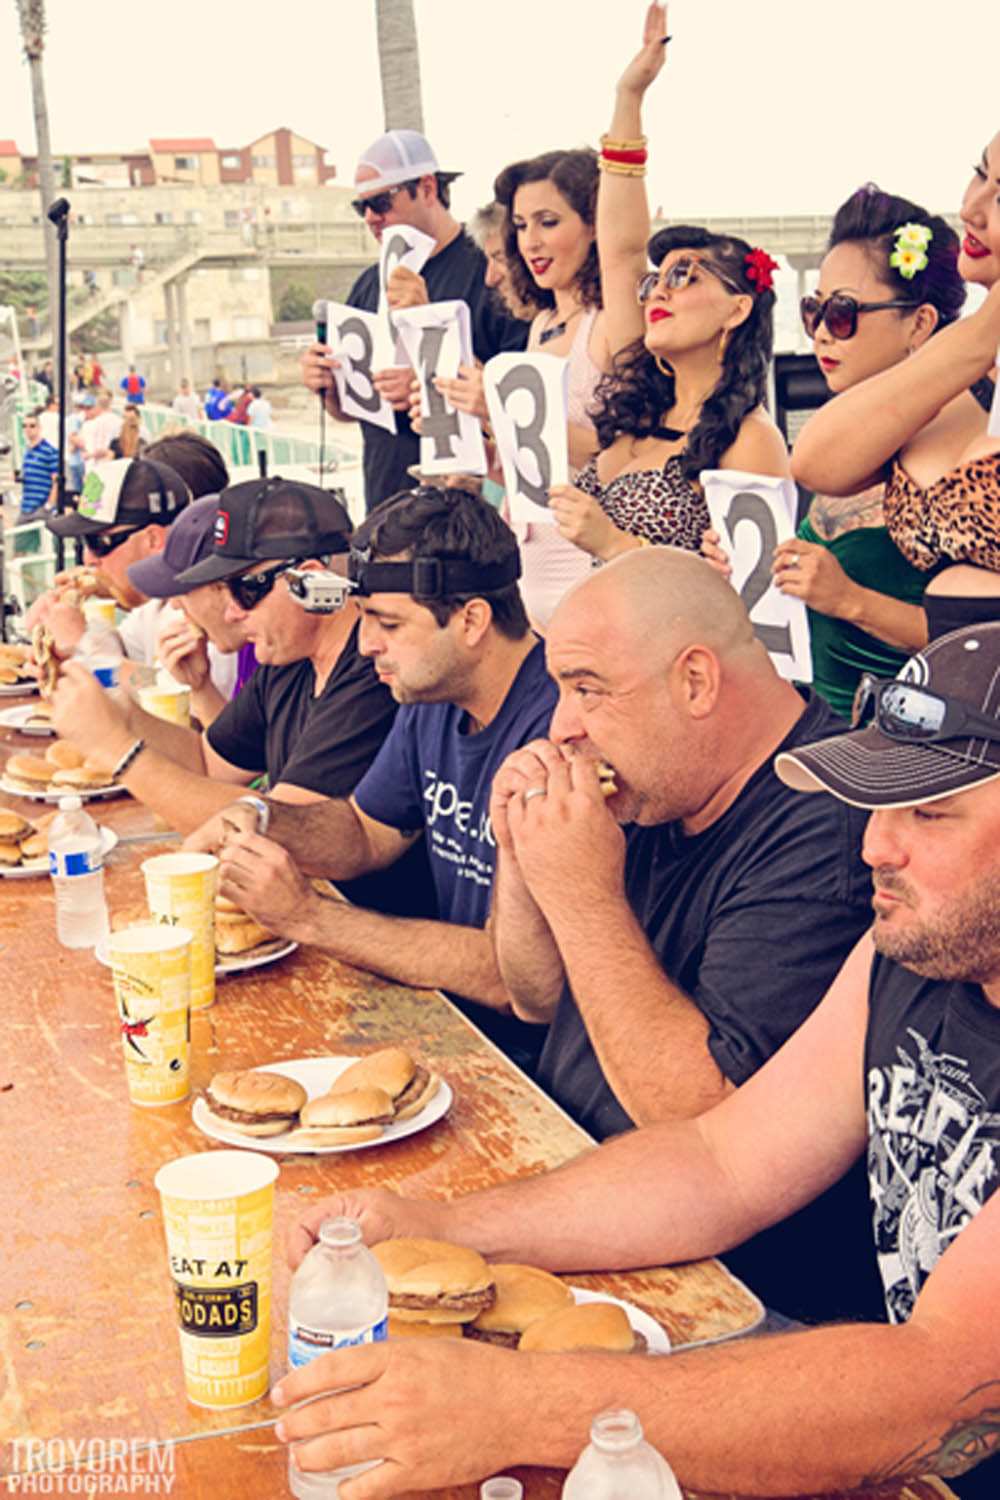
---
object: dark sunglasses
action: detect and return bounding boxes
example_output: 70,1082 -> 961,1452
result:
637,254 -> 743,305
85,524 -> 146,558
800,291 -> 919,341
225,560 -> 298,611
349,181 -> 416,219
851,673 -> 1000,749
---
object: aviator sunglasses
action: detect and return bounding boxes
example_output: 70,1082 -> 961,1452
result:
350,181 -> 417,219
851,673 -> 1000,753
226,559 -> 300,611
800,291 -> 919,341
637,254 -> 744,305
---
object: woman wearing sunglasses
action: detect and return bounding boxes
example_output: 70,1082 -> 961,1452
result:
704,186 -> 965,718
793,132 -> 1000,641
545,3 -> 788,569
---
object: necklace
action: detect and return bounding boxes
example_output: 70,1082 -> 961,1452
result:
538,305 -> 584,346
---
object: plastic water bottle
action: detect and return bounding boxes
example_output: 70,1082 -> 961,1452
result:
75,620 -> 123,688
287,1217 -> 388,1499
48,795 -> 109,949
562,1409 -> 683,1499
481,1481 -> 524,1499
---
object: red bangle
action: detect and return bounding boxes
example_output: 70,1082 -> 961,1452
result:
601,146 -> 648,165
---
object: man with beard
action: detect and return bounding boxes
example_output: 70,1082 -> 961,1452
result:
273,621 -> 1000,1500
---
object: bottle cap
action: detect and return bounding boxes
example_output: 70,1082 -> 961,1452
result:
480,1480 -> 523,1499
57,796 -> 83,812
317,1216 -> 362,1249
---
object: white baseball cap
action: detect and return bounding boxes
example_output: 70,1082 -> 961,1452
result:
354,129 -> 457,193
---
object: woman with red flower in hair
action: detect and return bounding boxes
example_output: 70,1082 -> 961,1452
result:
547,2 -> 789,563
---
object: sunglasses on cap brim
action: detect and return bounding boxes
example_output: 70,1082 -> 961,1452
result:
225,560 -> 300,611
800,292 -> 920,341
851,673 -> 1000,754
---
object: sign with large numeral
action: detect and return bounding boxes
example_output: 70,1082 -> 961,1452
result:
702,468 -> 812,683
483,352 -> 569,526
378,224 -> 436,365
393,300 -> 488,476
322,301 -> 396,434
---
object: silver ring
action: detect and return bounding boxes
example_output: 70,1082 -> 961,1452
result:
522,786 -> 547,804
789,552 -> 800,566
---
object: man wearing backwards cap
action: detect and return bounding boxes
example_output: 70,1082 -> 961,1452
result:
273,622 -> 1000,1500
301,128 -> 527,514
52,479 -> 425,916
188,485 -> 556,1074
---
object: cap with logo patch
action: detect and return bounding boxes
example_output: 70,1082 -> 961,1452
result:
175,477 -> 353,587
46,458 -> 190,539
126,494 -> 222,598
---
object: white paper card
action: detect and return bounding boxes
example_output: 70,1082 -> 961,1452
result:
393,300 -> 488,476
323,301 -> 396,435
378,224 -> 436,365
483,352 -> 569,526
989,345 -> 1000,438
702,468 -> 812,683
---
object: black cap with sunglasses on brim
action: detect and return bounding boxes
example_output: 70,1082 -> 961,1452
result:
46,457 -> 190,540
175,476 -> 353,589
776,623 -> 1000,809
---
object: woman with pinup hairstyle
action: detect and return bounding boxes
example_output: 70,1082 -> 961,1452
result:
704,187 -> 965,717
793,132 -> 1000,639
546,1 -> 789,566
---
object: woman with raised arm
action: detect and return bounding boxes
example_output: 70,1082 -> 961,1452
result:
704,187 -> 966,717
547,1 -> 789,566
792,134 -> 1000,638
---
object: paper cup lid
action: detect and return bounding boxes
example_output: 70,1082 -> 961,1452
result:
155,1149 -> 279,1200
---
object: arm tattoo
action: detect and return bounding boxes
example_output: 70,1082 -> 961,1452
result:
861,1380 -> 1000,1483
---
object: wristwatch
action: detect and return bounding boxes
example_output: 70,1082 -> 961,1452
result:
233,793 -> 270,836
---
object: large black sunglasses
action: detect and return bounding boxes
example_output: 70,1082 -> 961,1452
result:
85,524 -> 146,558
349,181 -> 417,219
225,560 -> 299,612
800,291 -> 919,341
851,673 -> 1000,750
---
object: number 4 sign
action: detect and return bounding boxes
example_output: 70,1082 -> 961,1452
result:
393,301 -> 488,476
702,469 -> 813,683
483,352 -> 569,526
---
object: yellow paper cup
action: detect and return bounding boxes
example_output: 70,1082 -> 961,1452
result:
142,852 -> 219,1011
83,597 -> 117,628
154,1150 -> 279,1409
139,683 -> 192,727
109,923 -> 192,1107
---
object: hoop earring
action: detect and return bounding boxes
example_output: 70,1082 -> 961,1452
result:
654,355 -> 674,378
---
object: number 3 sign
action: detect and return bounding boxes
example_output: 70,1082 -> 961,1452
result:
483,352 -> 569,526
321,302 -> 397,435
702,469 -> 813,683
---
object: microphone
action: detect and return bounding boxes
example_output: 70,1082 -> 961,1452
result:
47,197 -> 71,225
312,300 -> 329,485
312,299 -> 328,347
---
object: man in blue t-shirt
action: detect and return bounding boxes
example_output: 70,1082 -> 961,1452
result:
119,365 -> 146,405
189,486 -> 556,1072
17,409 -> 59,522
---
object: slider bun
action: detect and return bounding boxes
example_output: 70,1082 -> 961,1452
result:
50,763 -> 112,789
373,1238 -> 494,1302
285,1121 -> 385,1148
202,1108 -> 294,1139
471,1264 -> 573,1335
215,893 -> 243,915
214,912 -> 274,955
393,1070 -> 440,1122
300,1086 -> 394,1128
518,1300 -> 637,1353
18,832 -> 48,860
6,753 -> 53,786
45,741 -> 85,771
330,1047 -> 416,1101
596,761 -> 617,797
0,842 -> 22,865
207,1068 -> 307,1116
387,1316 -> 463,1340
0,809 -> 33,841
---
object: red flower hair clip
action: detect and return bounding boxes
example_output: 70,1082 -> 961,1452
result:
744,247 -> 779,294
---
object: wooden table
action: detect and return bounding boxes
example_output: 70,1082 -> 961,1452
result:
0,695 -> 956,1500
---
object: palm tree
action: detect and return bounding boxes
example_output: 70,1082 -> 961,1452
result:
15,0 -> 59,357
375,0 -> 424,132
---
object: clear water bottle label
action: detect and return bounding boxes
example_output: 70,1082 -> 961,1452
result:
288,1314 -> 387,1370
49,847 -> 101,877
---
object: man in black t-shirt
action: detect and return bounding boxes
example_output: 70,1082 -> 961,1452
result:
275,622 -> 1000,1500
301,128 -> 527,512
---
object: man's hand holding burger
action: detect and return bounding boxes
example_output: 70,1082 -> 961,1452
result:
218,830 -> 323,943
156,610 -> 211,692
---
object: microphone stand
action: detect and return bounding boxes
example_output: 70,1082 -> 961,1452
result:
47,197 -> 71,572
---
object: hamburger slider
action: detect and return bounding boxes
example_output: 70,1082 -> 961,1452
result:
24,702 -> 54,729
373,1238 -> 496,1326
204,1069 -> 307,1137
596,761 -> 617,798
330,1046 -> 438,1122
518,1300 -> 647,1354
0,809 -> 33,843
214,893 -> 276,956
45,741 -> 85,772
288,1086 -> 397,1147
5,753 -> 53,792
465,1263 -> 574,1348
49,761 -> 114,790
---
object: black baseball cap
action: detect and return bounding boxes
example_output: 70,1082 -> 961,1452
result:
176,477 -> 353,587
777,623 -> 1000,809
46,458 -> 190,538
126,494 -> 222,598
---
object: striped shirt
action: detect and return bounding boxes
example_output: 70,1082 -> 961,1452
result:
20,439 -> 59,515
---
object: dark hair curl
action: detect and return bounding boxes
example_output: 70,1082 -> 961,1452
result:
827,184 -> 965,328
591,225 -> 774,483
493,149 -> 601,315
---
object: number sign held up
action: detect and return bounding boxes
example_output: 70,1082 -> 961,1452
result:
702,469 -> 813,683
322,301 -> 396,435
378,224 -> 436,365
393,300 -> 488,477
483,352 -> 569,526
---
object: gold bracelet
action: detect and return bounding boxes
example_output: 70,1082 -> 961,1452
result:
598,158 -> 647,178
600,133 -> 648,150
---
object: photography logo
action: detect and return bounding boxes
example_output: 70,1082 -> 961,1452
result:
5,1438 -> 176,1494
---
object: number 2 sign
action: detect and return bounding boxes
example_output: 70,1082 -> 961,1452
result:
702,469 -> 812,683
483,352 -> 569,526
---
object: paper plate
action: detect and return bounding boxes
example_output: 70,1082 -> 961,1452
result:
569,1286 -> 670,1354
0,824 -> 118,880
94,934 -> 298,977
0,703 -> 55,736
0,775 -> 125,803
